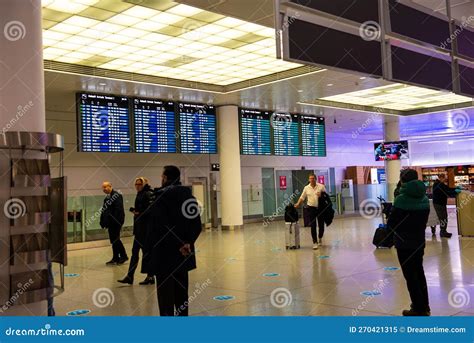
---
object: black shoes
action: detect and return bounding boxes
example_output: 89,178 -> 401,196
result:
117,276 -> 133,285
402,308 -> 431,316
440,231 -> 453,238
139,276 -> 155,285
106,259 -> 118,265
117,256 -> 129,265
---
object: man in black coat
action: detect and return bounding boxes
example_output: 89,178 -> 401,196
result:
148,166 -> 202,316
100,182 -> 128,265
432,174 -> 461,238
118,177 -> 154,285
388,169 -> 430,316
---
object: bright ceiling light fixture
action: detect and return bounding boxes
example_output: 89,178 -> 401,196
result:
318,83 -> 472,111
41,1 -> 302,86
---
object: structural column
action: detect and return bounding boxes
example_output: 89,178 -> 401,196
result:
0,0 -> 46,131
0,0 -> 48,316
217,105 -> 244,230
384,116 -> 401,202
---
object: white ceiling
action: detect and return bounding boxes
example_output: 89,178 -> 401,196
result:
44,0 -> 474,140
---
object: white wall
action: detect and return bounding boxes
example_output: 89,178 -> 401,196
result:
409,140 -> 474,166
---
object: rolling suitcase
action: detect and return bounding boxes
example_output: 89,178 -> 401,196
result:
285,222 -> 300,249
373,224 -> 394,248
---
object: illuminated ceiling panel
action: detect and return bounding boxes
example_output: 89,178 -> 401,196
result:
41,0 -> 302,86
319,83 -> 472,111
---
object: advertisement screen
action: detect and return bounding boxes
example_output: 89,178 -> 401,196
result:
374,141 -> 409,161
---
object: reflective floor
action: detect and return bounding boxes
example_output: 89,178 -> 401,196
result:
54,214 -> 474,316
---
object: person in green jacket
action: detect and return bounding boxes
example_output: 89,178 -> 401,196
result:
388,169 -> 430,316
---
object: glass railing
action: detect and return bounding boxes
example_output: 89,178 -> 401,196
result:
67,194 -> 135,243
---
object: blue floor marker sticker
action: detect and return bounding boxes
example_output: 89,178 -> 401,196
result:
271,247 -> 282,252
255,240 -> 264,245
318,255 -> 330,259
262,273 -> 280,277
64,273 -> 80,278
67,309 -> 91,316
213,295 -> 235,301
225,257 -> 237,262
360,290 -> 382,296
384,267 -> 400,271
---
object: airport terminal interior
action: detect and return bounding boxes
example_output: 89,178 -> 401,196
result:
0,0 -> 473,317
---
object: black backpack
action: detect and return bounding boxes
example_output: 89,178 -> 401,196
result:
284,204 -> 299,222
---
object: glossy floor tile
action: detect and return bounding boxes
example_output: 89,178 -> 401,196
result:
53,215 -> 474,316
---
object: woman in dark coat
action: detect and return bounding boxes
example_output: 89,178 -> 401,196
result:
118,177 -> 154,285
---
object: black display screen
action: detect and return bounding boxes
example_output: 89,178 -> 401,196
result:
239,108 -> 272,155
389,0 -> 451,50
456,25 -> 474,59
458,63 -> 474,98
288,19 -> 383,76
300,116 -> 326,157
77,93 -> 131,152
178,103 -> 217,154
133,98 -> 176,153
290,0 -> 379,23
391,46 -> 453,91
272,113 -> 300,156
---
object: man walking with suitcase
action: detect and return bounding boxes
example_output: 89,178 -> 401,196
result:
294,174 -> 326,250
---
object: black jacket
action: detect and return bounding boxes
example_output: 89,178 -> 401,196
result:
432,180 -> 457,206
99,190 -> 125,229
133,184 -> 153,237
318,192 -> 335,226
387,181 -> 429,250
148,184 -> 202,276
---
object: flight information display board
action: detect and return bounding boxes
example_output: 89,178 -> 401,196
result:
272,113 -> 300,156
239,108 -> 272,155
133,98 -> 176,153
178,103 -> 217,154
77,93 -> 131,152
300,116 -> 326,157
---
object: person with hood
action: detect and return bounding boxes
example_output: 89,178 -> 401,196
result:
432,174 -> 461,238
148,166 -> 202,316
118,177 -> 154,285
388,169 -> 430,316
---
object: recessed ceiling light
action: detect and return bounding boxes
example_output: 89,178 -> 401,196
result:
448,141 -> 454,145
327,83 -> 333,86
99,82 -> 107,86
297,90 -> 303,93
360,77 -> 366,80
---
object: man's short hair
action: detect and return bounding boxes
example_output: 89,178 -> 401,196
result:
400,169 -> 418,183
163,165 -> 180,184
